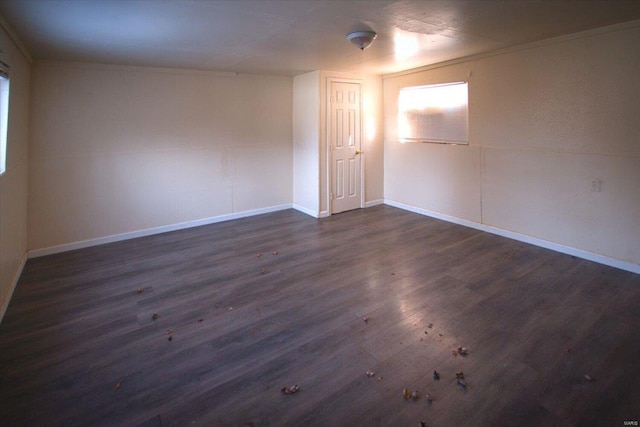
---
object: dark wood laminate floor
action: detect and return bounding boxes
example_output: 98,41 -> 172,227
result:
1,205 -> 639,427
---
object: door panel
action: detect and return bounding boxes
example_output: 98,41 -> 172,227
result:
330,81 -> 361,214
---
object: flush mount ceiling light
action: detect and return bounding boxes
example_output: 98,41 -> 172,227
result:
347,30 -> 377,50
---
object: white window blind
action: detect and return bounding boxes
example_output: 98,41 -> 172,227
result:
398,81 -> 468,144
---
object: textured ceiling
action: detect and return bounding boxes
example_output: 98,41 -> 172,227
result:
2,0 -> 640,76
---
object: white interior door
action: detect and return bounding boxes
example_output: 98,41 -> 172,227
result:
330,81 -> 361,214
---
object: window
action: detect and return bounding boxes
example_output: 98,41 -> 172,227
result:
0,61 -> 9,175
398,81 -> 468,145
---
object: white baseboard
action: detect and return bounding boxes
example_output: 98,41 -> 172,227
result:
294,201 -> 381,217
292,204 -> 321,218
365,199 -> 384,208
384,199 -> 640,275
29,204 -> 293,259
0,252 -> 27,324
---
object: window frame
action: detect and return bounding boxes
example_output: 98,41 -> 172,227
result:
0,60 -> 10,176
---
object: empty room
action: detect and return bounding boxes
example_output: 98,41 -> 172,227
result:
1,1 -> 639,425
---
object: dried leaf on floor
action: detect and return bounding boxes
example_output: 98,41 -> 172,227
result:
452,346 -> 468,356
456,372 -> 467,387
281,384 -> 300,394
403,388 -> 412,399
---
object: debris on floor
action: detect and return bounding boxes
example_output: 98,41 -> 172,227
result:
114,382 -> 121,390
456,372 -> 467,388
363,316 -> 369,323
433,371 -> 440,380
168,336 -> 173,341
261,268 -> 266,274
584,374 -> 595,382
136,288 -> 144,294
452,346 -> 469,356
256,253 -> 263,258
272,251 -> 279,255
281,385 -> 300,395
425,393 -> 433,403
403,389 -> 420,400
365,370 -> 375,377
152,313 -> 159,320
377,376 -> 383,381
198,319 -> 203,322
419,422 -> 429,427
428,323 -> 433,329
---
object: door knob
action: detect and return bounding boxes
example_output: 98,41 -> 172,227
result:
355,150 -> 362,155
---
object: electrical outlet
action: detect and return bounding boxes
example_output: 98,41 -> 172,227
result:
591,179 -> 602,192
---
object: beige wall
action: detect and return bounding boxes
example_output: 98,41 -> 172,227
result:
361,74 -> 384,206
292,71 -> 320,214
0,25 -> 30,318
29,62 -> 292,251
384,24 -> 640,270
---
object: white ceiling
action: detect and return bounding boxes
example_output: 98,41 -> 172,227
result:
2,0 -> 640,76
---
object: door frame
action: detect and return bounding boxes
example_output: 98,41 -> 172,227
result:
325,77 -> 365,215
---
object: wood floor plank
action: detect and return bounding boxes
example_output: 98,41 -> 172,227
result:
1,206 -> 639,426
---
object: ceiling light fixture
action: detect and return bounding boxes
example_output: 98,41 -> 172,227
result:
347,30 -> 377,50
